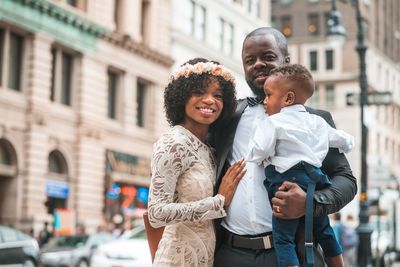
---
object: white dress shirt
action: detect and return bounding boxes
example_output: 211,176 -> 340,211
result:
221,103 -> 273,235
246,104 -> 355,173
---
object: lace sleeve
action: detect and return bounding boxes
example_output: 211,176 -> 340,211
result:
148,138 -> 226,228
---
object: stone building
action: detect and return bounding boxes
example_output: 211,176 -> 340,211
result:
0,0 -> 173,234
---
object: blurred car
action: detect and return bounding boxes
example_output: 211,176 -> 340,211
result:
91,225 -> 152,267
371,216 -> 396,267
0,225 -> 40,267
39,232 -> 114,267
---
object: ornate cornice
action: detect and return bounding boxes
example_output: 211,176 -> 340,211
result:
12,0 -> 107,37
0,0 -> 108,52
104,32 -> 174,68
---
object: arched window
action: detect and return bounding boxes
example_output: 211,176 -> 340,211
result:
0,139 -> 16,168
48,150 -> 68,175
46,150 -> 69,215
0,143 -> 11,165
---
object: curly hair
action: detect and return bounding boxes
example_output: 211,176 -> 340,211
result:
164,58 -> 237,128
268,63 -> 314,99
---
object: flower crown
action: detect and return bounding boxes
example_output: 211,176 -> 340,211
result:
172,62 -> 236,86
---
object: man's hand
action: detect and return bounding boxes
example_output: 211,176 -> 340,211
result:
271,181 -> 306,219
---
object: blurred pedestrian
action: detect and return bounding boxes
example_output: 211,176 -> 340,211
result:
76,223 -> 86,235
38,221 -> 53,247
343,214 -> 358,267
331,213 -> 358,267
120,220 -> 134,238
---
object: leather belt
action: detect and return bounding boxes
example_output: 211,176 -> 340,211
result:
222,228 -> 274,250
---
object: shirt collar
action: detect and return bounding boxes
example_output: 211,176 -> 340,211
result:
280,104 -> 306,113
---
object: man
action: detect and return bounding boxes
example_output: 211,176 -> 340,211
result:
211,27 -> 357,267
38,221 -> 52,247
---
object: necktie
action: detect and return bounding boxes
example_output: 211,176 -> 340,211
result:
246,96 -> 263,107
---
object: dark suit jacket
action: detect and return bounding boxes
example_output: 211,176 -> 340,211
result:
209,99 -> 357,266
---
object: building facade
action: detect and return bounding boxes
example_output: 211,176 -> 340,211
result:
271,0 -> 400,212
0,0 -> 173,234
171,0 -> 271,99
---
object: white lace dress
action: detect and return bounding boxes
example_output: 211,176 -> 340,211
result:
148,125 -> 226,267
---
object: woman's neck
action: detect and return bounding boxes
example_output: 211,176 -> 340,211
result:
180,123 -> 208,143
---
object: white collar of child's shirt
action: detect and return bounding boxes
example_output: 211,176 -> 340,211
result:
280,104 -> 306,113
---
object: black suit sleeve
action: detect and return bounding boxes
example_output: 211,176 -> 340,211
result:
313,110 -> 358,216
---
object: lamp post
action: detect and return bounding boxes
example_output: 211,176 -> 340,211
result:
327,0 -> 373,266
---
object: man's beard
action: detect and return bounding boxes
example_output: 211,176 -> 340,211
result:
246,79 -> 265,98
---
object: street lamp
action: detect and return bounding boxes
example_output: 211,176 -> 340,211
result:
327,1 -> 373,267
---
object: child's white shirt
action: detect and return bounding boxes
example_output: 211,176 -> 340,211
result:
246,104 -> 355,173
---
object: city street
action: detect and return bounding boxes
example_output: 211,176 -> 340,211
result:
0,0 -> 399,267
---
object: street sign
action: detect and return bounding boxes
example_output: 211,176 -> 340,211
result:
346,91 -> 392,106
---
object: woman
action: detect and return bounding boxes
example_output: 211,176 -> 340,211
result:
148,58 -> 246,266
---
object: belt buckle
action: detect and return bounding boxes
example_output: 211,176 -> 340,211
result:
262,235 -> 272,250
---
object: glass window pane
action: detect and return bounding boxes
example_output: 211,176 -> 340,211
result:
326,49 -> 334,70
48,151 -> 67,174
61,52 -> 72,105
308,86 -> 319,108
136,80 -> 146,127
114,0 -> 120,25
49,154 -> 62,174
0,143 -> 11,165
219,18 -> 224,51
194,5 -> 206,40
8,32 -> 23,91
0,29 -> 4,86
271,16 -> 276,28
227,23 -> 234,55
308,13 -> 319,35
108,71 -> 118,119
190,1 -> 195,36
281,16 -> 293,37
326,84 -> 335,108
67,0 -> 77,6
50,49 -> 56,101
310,51 -> 318,71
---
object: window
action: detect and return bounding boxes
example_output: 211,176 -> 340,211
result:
114,0 -> 121,31
48,150 -> 68,175
136,79 -> 148,127
47,150 -> 69,214
324,12 -> 332,34
219,18 -> 234,55
190,1 -> 206,41
141,0 -> 150,43
308,13 -> 319,35
61,0 -> 86,10
325,49 -> 334,70
309,51 -> 318,71
281,16 -> 293,37
0,28 -> 24,91
271,16 -> 276,28
51,48 -> 74,106
0,142 -> 11,166
66,0 -> 77,5
243,0 -> 260,16
308,85 -> 319,107
326,84 -> 335,108
107,70 -> 120,119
